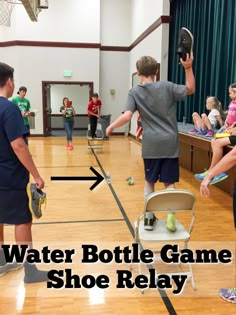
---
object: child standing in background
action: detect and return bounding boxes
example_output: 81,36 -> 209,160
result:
12,86 -> 31,144
189,96 -> 224,137
88,93 -> 102,138
60,97 -> 76,150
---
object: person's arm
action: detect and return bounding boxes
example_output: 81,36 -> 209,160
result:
60,106 -> 66,115
200,146 -> 236,196
216,114 -> 223,127
230,127 -> 236,135
25,100 -> 31,116
72,106 -> 76,115
88,110 -> 99,117
179,52 -> 195,95
106,111 -> 133,136
11,137 -> 44,189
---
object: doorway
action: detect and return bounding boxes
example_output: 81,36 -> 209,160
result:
42,81 -> 94,136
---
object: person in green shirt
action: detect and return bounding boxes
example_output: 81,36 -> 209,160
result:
12,86 -> 31,144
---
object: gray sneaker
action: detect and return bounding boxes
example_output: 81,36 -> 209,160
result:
0,262 -> 23,277
27,183 -> 47,219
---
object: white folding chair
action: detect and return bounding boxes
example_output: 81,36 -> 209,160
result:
87,123 -> 104,150
134,189 -> 196,291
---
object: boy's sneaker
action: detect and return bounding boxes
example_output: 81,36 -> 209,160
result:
194,170 -> 208,181
177,27 -> 193,61
210,173 -> 228,185
27,183 -> 47,219
205,130 -> 214,137
144,212 -> 157,231
0,262 -> 23,277
219,288 -> 236,303
166,213 -> 176,232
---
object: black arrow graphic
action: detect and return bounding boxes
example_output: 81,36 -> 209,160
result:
50,166 -> 104,190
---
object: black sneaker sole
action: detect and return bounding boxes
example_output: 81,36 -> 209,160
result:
181,27 -> 194,50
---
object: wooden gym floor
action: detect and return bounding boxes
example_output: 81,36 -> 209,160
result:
0,136 -> 235,315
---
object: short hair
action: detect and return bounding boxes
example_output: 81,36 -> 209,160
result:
230,83 -> 236,92
92,93 -> 98,97
0,62 -> 14,87
136,56 -> 158,77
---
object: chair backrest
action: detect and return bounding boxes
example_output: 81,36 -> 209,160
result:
144,189 -> 196,212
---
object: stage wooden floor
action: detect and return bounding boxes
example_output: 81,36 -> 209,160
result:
0,136 -> 235,315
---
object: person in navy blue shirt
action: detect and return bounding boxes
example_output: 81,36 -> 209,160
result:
0,62 -> 48,283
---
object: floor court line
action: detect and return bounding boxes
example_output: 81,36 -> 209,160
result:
90,145 -> 177,315
32,218 -> 124,225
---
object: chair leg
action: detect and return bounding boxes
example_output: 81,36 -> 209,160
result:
188,263 -> 197,290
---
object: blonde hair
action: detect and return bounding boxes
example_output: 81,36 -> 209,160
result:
207,96 -> 224,117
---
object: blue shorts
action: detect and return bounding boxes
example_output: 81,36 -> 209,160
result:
144,158 -> 179,184
0,189 -> 32,224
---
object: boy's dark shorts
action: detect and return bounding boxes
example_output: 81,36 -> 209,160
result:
0,189 -> 32,224
144,158 -> 179,184
229,136 -> 236,145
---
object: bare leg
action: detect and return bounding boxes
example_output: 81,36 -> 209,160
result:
15,222 -> 32,248
15,222 -> 48,283
144,180 -> 154,198
0,224 -> 3,247
164,183 -> 176,189
192,112 -> 203,129
0,224 -> 5,265
209,138 -> 231,170
201,113 -> 212,130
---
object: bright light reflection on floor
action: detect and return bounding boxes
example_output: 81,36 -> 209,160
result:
89,287 -> 105,305
16,282 -> 26,312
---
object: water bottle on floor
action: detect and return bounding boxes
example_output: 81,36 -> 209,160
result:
106,171 -> 111,184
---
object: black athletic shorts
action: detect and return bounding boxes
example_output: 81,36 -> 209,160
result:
144,158 -> 179,184
229,135 -> 236,145
0,189 -> 32,224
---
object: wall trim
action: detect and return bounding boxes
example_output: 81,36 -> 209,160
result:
0,15 -> 171,52
129,15 -> 171,51
0,40 -> 101,48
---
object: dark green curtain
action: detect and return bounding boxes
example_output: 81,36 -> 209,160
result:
168,0 -> 236,123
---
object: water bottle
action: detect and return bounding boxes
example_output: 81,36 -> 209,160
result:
182,116 -> 187,129
106,171 -> 111,184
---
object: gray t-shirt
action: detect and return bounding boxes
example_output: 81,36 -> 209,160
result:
125,81 -> 186,158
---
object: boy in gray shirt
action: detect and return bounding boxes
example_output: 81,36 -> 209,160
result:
106,52 -> 195,230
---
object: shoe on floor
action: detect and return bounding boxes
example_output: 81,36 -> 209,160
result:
210,173 -> 228,185
194,170 -> 208,181
166,213 -> 176,232
0,262 -> 23,277
177,27 -> 193,61
144,212 -> 157,231
219,288 -> 236,303
27,183 -> 47,219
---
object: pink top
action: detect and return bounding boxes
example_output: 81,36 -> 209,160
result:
225,100 -> 236,125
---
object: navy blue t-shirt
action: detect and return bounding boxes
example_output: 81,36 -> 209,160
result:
0,96 -> 29,189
